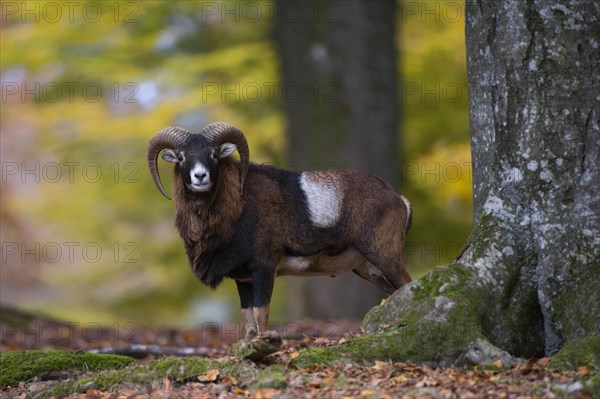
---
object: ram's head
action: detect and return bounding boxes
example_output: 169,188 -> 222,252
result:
147,122 -> 249,199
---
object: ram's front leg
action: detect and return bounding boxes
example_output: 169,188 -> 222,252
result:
235,280 -> 258,338
251,266 -> 276,335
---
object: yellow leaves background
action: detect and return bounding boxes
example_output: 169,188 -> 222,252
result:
1,1 -> 471,324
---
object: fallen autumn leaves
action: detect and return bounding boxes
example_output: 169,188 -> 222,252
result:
2,342 -> 598,398
0,309 -> 598,398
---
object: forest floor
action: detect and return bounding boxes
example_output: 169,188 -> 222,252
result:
1,308 -> 597,398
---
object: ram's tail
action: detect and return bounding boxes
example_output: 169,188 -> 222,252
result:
400,195 -> 412,235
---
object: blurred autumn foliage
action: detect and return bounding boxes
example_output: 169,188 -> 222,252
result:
0,1 -> 471,326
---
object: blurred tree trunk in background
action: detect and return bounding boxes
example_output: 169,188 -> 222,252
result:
274,0 -> 400,320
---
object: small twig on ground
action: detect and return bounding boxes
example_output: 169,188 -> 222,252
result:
88,344 -> 215,359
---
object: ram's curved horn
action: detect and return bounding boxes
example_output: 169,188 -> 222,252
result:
201,122 -> 249,195
147,127 -> 191,199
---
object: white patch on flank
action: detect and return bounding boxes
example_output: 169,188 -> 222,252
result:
190,162 -> 209,186
300,172 -> 343,228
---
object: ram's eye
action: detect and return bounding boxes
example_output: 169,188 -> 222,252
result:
177,153 -> 184,162
211,152 -> 218,160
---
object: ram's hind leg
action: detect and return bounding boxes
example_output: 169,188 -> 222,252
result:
369,238 -> 412,292
372,256 -> 410,291
354,204 -> 412,293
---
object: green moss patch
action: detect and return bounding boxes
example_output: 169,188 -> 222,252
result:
0,350 -> 134,388
291,347 -> 341,368
320,263 -> 484,367
363,263 -> 479,332
37,357 -> 261,397
293,317 -> 481,368
549,336 -> 600,371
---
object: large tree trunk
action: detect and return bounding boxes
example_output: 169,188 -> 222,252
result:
274,0 -> 400,320
460,0 -> 600,356
294,0 -> 599,365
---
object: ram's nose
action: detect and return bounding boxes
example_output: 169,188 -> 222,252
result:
194,172 -> 208,184
190,163 -> 211,186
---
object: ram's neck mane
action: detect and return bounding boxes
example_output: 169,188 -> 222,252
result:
173,158 -> 243,253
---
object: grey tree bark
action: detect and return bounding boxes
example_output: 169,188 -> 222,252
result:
462,0 -> 600,356
274,0 -> 400,320
295,0 -> 599,364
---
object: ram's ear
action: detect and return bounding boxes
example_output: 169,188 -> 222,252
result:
218,143 -> 237,159
161,149 -> 179,163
